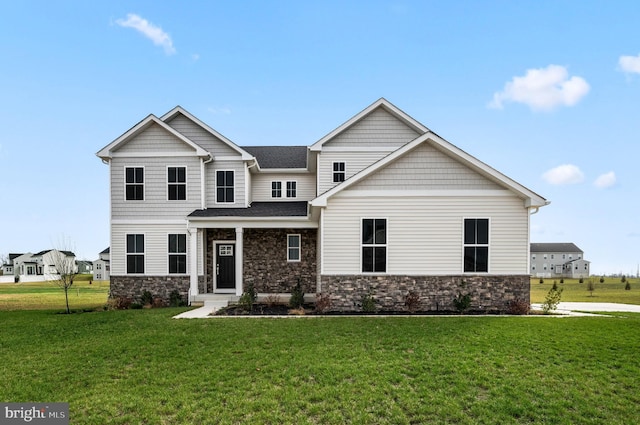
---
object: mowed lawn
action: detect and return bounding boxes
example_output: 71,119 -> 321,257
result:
0,275 -> 109,311
1,309 -> 640,424
530,277 -> 640,304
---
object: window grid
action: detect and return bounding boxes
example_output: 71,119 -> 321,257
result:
286,181 -> 297,198
126,234 -> 144,274
216,171 -> 234,203
125,167 -> 144,200
168,234 -> 187,274
271,181 -> 282,198
362,218 -> 387,273
463,218 -> 489,273
287,234 -> 301,262
168,167 -> 186,201
333,162 -> 345,183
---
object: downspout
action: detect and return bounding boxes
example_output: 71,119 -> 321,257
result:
201,154 -> 213,210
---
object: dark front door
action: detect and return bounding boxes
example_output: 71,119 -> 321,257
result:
215,243 -> 235,290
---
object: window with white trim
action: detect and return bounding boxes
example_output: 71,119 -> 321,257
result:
126,234 -> 144,274
271,181 -> 282,198
286,181 -> 297,198
362,219 -> 386,273
168,234 -> 187,274
216,171 -> 234,203
125,167 -> 144,200
287,234 -> 301,262
333,162 -> 345,182
463,218 -> 489,273
168,167 -> 186,200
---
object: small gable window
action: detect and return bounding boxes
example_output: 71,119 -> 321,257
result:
333,162 -> 345,182
125,167 -> 144,201
216,171 -> 234,203
168,167 -> 186,200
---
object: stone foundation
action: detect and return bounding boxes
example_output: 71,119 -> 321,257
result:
110,275 -> 190,305
320,275 -> 530,313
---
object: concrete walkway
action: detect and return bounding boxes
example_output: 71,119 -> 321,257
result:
174,302 -> 640,319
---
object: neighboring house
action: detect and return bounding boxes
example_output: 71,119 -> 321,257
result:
77,260 -> 94,274
94,247 -> 110,281
97,98 -> 548,312
530,243 -> 590,279
12,250 -> 77,282
1,253 -> 20,275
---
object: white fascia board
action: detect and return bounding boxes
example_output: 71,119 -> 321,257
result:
160,106 -> 253,160
254,168 -> 311,174
311,132 -> 548,208
96,114 -> 209,159
309,98 -> 429,152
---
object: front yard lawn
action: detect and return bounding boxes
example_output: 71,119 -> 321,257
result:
1,309 -> 639,424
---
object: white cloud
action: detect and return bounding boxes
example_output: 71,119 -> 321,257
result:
594,171 -> 616,189
207,106 -> 231,115
542,164 -> 585,185
489,65 -> 590,111
116,13 -> 176,55
191,53 -> 200,61
619,54 -> 640,74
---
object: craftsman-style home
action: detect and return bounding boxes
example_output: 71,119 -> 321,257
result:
97,99 -> 548,311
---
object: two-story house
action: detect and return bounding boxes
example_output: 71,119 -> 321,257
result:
93,247 -> 110,281
97,98 -> 548,312
530,243 -> 590,279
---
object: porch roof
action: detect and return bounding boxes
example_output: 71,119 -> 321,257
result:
188,201 -> 308,218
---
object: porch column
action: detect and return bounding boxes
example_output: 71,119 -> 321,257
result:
235,227 -> 243,296
189,227 -> 199,301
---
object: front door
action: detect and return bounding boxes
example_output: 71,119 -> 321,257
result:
215,243 -> 235,291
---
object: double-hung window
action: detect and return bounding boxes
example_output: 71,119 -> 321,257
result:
126,234 -> 145,274
216,171 -> 234,203
125,167 -> 144,200
362,218 -> 386,273
271,181 -> 282,198
168,167 -> 186,200
463,218 -> 489,272
333,162 -> 345,182
168,234 -> 187,274
287,234 -> 301,262
286,181 -> 297,198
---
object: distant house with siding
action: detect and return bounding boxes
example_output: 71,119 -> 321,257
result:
94,247 -> 110,281
530,243 -> 590,278
97,98 -> 548,312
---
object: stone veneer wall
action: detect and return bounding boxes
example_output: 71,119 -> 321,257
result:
320,275 -> 530,313
110,275 -> 190,304
243,229 -> 317,294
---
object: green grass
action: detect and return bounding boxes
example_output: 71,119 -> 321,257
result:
531,277 -> 640,304
0,275 -> 109,311
1,309 -> 640,424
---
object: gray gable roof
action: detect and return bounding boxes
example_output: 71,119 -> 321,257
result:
242,146 -> 307,169
189,202 -> 308,218
530,243 -> 583,253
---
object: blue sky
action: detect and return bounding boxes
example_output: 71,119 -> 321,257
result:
0,1 -> 638,275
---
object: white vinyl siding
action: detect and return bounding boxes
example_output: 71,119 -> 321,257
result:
251,172 -> 316,201
352,143 -> 503,191
321,195 -> 529,275
111,157 -> 202,219
206,161 -> 246,207
112,223 -> 201,276
318,151 -> 390,194
116,123 -> 196,154
164,114 -> 241,157
323,107 -> 420,148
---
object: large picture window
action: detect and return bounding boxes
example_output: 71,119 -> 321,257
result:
168,234 -> 187,274
125,167 -> 144,200
362,218 -> 386,273
168,167 -> 186,200
463,218 -> 489,272
126,234 -> 145,274
216,171 -> 234,203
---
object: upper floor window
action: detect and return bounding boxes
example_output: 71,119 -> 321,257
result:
287,234 -> 301,262
168,234 -> 187,274
271,181 -> 282,198
96,263 -> 102,270
168,167 -> 186,200
125,167 -> 144,200
362,218 -> 386,273
216,171 -> 234,203
463,218 -> 489,273
126,234 -> 145,274
286,181 -> 297,198
333,162 -> 346,183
